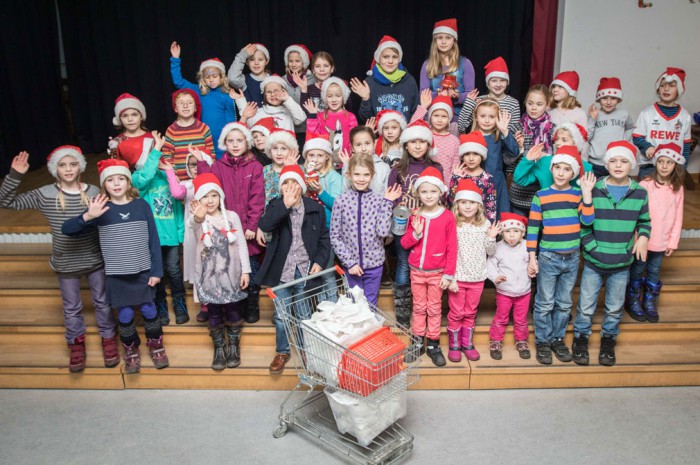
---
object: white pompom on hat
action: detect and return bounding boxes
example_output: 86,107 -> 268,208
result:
655,67 -> 686,96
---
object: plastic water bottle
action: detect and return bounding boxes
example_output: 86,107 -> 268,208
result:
391,205 -> 410,236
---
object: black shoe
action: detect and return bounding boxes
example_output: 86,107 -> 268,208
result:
536,342 -> 552,365
244,290 -> 260,324
599,335 -> 616,366
156,300 -> 170,326
572,335 -> 589,366
551,338 -> 573,362
173,297 -> 190,324
426,339 -> 446,367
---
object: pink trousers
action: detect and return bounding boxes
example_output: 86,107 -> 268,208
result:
410,269 -> 444,340
489,292 -> 531,342
447,281 -> 485,331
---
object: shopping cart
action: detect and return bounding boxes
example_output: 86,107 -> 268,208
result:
268,266 -> 420,465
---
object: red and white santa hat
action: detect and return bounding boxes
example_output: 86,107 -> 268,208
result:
550,70 -> 580,97
46,145 -> 87,179
376,109 -> 407,133
193,173 -> 236,246
459,131 -> 488,159
500,212 -> 528,232
112,93 -> 147,126
303,132 -> 332,156
653,143 -> 684,165
98,158 -> 131,185
218,122 -> 253,152
116,136 -> 155,171
399,120 -> 434,151
413,166 -> 447,194
199,58 -> 226,74
284,44 -> 312,69
265,128 -> 299,155
485,56 -> 509,83
596,77 -> 623,101
251,43 -> 270,61
250,117 -> 276,137
259,74 -> 289,93
550,145 -> 583,179
556,122 -> 588,154
433,18 -> 458,40
655,67 -> 686,96
604,140 -> 638,168
321,77 -> 351,104
368,35 -> 403,74
279,164 -> 307,194
428,95 -> 454,121
453,178 -> 482,204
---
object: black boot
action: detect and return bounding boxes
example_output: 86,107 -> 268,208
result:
225,323 -> 241,368
599,335 -> 616,366
209,325 -> 227,371
572,335 -> 589,366
244,286 -> 260,324
393,284 -> 412,329
426,338 -> 446,367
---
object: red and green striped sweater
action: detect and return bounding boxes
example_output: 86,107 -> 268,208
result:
162,120 -> 215,181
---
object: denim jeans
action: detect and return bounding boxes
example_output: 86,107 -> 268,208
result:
629,251 -> 664,284
533,250 -> 580,345
155,245 -> 185,302
574,265 -> 629,339
393,233 -> 410,286
273,268 -> 312,354
58,267 -> 116,343
320,250 -> 339,303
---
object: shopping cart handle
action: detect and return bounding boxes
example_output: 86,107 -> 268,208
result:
268,266 -> 343,299
335,265 -> 345,276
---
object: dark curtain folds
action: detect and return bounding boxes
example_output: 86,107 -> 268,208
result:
530,0 -> 558,85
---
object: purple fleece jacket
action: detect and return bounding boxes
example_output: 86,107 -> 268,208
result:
387,157 -> 443,208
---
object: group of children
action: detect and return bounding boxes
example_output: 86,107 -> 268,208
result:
1,17 -> 691,374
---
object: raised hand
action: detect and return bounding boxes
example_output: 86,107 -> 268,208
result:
497,109 -> 511,135
277,87 -> 290,102
85,194 -> 110,221
151,130 -> 165,152
11,151 -> 30,174
383,184 -> 402,202
487,221 -> 502,239
170,41 -> 181,58
578,171 -> 597,195
282,182 -> 302,208
291,71 -> 307,92
284,150 -> 301,166
364,117 -> 377,132
242,43 -> 257,57
188,144 -> 204,161
303,99 -> 319,115
350,78 -> 370,100
411,214 -> 424,237
525,142 -> 545,162
229,87 -> 244,101
337,148 -> 351,166
420,88 -> 432,108
158,159 -> 174,171
514,130 -> 525,150
189,199 -> 206,222
466,88 -> 479,101
588,103 -> 599,120
453,162 -> 468,177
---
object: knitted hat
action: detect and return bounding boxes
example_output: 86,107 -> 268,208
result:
250,117 -> 276,137
556,122 -> 588,154
279,164 -> 307,194
485,57 -> 509,83
453,178 -> 482,204
551,70 -> 580,97
596,77 -> 623,101
98,158 -> 131,185
199,58 -> 226,74
117,136 -> 155,171
284,44 -> 312,69
655,67 -> 686,96
185,149 -> 214,179
303,132 -> 332,156
550,145 -> 583,179
399,120 -> 433,147
433,18 -> 458,39
459,131 -> 488,159
428,95 -> 454,121
368,35 -> 403,74
413,166 -> 447,194
218,122 -> 253,152
259,74 -> 289,93
500,212 -> 527,232
604,140 -> 638,168
265,128 -> 299,155
112,93 -> 146,126
321,77 -> 351,104
251,43 -> 270,61
376,109 -> 407,133
47,146 -> 87,178
193,173 -> 236,246
653,143 -> 684,165
171,89 -> 202,120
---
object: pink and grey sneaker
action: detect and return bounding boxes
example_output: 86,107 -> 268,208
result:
515,340 -> 531,359
489,340 -> 503,360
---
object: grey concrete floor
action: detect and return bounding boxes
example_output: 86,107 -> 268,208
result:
1,387 -> 698,465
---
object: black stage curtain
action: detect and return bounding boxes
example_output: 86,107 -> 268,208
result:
54,0 -> 532,154
0,0 -> 71,173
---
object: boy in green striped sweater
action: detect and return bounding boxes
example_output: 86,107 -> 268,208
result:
573,141 -> 651,367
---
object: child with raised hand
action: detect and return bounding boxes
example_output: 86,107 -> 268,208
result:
548,70 -> 587,128
508,84 -> 553,217
1,148 -> 117,373
189,173 -> 250,371
107,93 -> 154,162
304,77 -> 357,158
162,89 -> 215,181
300,51 -> 344,115
419,18 -> 475,123
447,131 -> 496,221
340,126 -> 389,194
457,57 -> 520,134
625,144 -> 684,324
247,75 -> 307,133
401,167 -> 457,367
331,155 -> 401,305
228,43 -> 271,107
249,116 -> 275,167
527,146 -> 596,366
410,91 -> 460,179
486,213 -> 533,360
470,99 -> 519,218
197,122 -> 264,324
170,41 -> 239,159
261,128 -> 300,206
573,141 -> 649,367
352,35 -> 419,123
446,179 -> 499,363
62,158 -> 169,374
257,165 -> 330,375
282,44 -> 314,145
374,109 -> 406,167
633,67 -> 692,179
586,77 -> 634,178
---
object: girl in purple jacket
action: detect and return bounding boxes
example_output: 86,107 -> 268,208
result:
330,155 -> 401,305
197,122 -> 264,324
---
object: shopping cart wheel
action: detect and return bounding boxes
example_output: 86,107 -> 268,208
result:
273,423 -> 288,438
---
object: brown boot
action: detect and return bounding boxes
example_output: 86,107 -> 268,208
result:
269,353 -> 290,375
101,335 -> 120,368
68,334 -> 86,373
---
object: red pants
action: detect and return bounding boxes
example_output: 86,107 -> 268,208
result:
447,281 -> 485,331
410,269 -> 444,340
489,292 -> 531,342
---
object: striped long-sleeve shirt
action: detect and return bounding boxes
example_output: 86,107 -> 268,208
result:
457,94 -> 521,134
162,120 -> 215,181
527,186 -> 595,253
581,179 -> 651,272
0,170 -> 103,277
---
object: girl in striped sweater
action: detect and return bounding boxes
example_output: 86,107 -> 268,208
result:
0,147 -> 117,373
